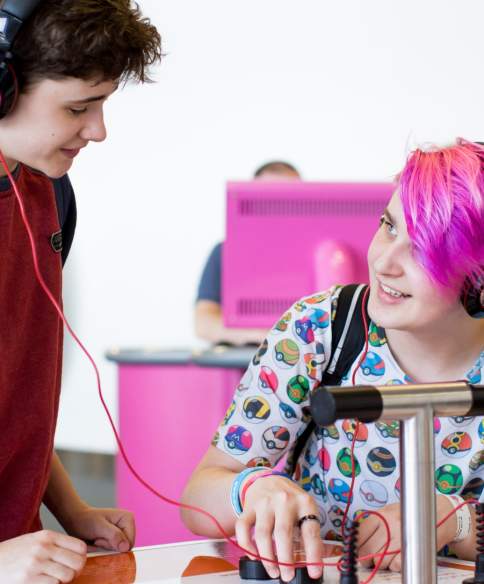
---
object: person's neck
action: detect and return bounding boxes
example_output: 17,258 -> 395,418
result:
385,310 -> 484,383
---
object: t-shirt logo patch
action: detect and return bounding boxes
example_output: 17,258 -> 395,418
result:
50,230 -> 63,253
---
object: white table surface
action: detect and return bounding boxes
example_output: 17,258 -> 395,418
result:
72,538 -> 475,583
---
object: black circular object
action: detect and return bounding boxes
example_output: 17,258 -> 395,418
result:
281,567 -> 323,584
238,556 -> 274,580
310,384 -> 382,426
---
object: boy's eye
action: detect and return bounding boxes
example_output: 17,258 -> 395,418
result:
379,215 -> 397,236
69,107 -> 88,115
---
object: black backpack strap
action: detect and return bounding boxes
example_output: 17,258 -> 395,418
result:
52,174 -> 77,266
322,284 -> 369,385
287,284 -> 369,476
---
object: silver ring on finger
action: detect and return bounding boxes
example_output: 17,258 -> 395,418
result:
297,514 -> 321,529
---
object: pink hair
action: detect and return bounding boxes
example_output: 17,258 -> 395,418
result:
398,138 -> 484,293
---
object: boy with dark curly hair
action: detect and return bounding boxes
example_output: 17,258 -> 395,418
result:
0,1 -> 161,581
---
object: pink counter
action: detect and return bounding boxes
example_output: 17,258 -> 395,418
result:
108,348 -> 253,546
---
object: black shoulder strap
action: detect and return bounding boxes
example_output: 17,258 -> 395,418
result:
52,174 -> 77,266
287,284 -> 369,476
322,284 -> 369,385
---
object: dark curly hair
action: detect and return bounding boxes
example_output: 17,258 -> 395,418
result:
12,0 -> 162,89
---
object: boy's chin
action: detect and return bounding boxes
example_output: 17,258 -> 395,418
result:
36,158 -> 74,179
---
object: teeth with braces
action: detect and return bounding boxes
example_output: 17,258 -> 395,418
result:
381,283 -> 405,298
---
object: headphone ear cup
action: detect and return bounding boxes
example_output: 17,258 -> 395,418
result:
461,276 -> 484,318
0,63 -> 19,119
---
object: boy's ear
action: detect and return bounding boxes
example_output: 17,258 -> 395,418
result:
0,0 -> 42,119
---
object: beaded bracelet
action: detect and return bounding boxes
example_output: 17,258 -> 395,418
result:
240,470 -> 290,509
230,467 -> 268,517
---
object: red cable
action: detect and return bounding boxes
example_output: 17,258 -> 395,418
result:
369,497 -> 480,561
2,157 -> 474,579
336,511 -> 398,584
0,151 -> 325,572
340,287 -> 370,531
335,288 -> 477,581
337,286 -> 393,580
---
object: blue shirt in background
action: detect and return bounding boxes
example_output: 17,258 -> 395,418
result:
197,242 -> 223,303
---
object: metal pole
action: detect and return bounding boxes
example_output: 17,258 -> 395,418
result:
310,382 -> 484,580
400,406 -> 437,584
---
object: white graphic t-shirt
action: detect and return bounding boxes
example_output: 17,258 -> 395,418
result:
213,286 -> 484,540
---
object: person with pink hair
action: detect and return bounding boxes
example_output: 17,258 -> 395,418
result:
182,139 -> 484,579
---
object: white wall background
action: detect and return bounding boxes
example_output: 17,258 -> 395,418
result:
55,0 -> 484,453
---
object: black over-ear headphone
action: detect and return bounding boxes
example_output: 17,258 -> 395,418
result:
0,0 -> 42,119
462,274 -> 484,318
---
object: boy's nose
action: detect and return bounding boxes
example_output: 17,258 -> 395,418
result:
81,116 -> 107,143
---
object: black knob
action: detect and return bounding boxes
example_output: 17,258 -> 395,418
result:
310,385 -> 383,427
281,566 -> 323,584
239,556 -> 275,580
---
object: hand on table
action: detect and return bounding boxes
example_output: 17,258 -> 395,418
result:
358,495 -> 457,572
0,530 -> 86,583
62,506 -> 135,553
235,475 -> 323,582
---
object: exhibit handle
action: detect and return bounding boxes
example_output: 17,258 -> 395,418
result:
310,381 -> 484,426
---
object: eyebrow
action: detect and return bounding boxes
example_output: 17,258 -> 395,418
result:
68,94 -> 109,105
68,83 -> 118,105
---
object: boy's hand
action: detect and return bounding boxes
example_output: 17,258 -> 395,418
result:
62,506 -> 135,552
0,530 -> 86,583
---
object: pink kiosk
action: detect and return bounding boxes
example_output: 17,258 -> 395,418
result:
108,181 -> 392,546
107,346 -> 253,546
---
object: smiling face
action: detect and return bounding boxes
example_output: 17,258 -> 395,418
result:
0,77 -> 117,178
367,192 -> 464,332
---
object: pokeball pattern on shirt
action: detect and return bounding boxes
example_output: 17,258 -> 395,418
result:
213,287 -> 484,540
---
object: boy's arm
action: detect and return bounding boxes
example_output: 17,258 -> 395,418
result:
43,452 -> 135,551
42,452 -> 89,526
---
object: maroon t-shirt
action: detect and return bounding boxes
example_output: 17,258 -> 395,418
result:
0,164 -> 63,540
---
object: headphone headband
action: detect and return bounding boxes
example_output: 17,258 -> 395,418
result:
1,0 -> 41,21
0,0 -> 42,118
0,0 -> 42,53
